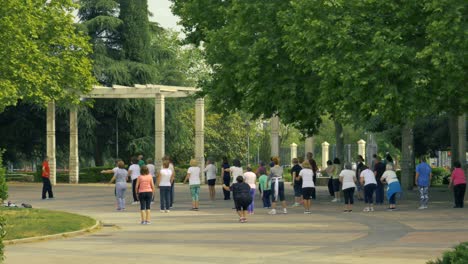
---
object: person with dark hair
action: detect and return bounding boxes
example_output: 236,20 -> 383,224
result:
162,155 -> 176,208
298,160 -> 315,214
258,170 -> 271,208
322,160 -> 335,198
106,161 -> 128,211
269,156 -> 287,215
224,176 -> 252,223
221,157 -> 231,200
135,165 -> 155,224
158,159 -> 174,213
331,158 -> 341,202
449,161 -> 466,208
373,156 -> 386,205
355,155 -> 365,201
340,163 -> 357,212
244,167 -> 257,214
291,158 -> 303,207
306,152 -> 319,199
415,156 -> 432,209
41,157 -> 54,200
385,153 -> 394,165
128,156 -> 141,205
204,159 -> 217,201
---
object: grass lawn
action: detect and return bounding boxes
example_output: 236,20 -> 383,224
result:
0,207 -> 96,240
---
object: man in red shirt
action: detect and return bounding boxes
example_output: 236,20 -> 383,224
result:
42,157 -> 54,199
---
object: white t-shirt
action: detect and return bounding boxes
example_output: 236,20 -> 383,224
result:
159,168 -> 172,187
243,171 -> 257,189
340,169 -> 356,190
381,170 -> 398,184
147,164 -> 156,177
230,166 -> 243,183
204,164 -> 217,180
299,168 -> 315,188
128,164 -> 141,181
187,166 -> 201,185
360,169 -> 377,185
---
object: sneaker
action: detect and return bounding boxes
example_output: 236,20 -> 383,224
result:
283,208 -> 288,214
418,206 -> 426,210
343,210 -> 350,213
132,201 -> 139,205
160,210 -> 165,213
151,202 -> 154,204
369,207 -> 374,212
292,203 -> 300,207
331,198 -> 338,202
363,207 -> 370,212
268,209 -> 277,215
146,221 -> 151,225
165,210 -> 170,213
141,221 -> 146,225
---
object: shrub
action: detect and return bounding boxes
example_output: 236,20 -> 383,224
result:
427,242 -> 468,264
431,167 -> 450,186
0,151 -> 8,203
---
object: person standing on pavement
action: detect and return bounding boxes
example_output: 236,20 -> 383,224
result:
331,158 -> 341,202
322,160 -> 335,198
256,161 -> 267,198
381,163 -> 402,211
415,156 -> 432,209
360,165 -> 377,212
306,152 -> 319,200
373,156 -> 386,205
146,159 -> 156,203
163,155 -> 176,208
128,157 -> 141,205
258,172 -> 271,208
158,159 -> 174,213
204,159 -> 217,201
135,165 -> 155,224
41,157 -> 54,200
355,155 -> 365,201
298,160 -> 315,214
221,157 -> 231,200
339,163 -> 357,212
268,157 -> 287,215
244,167 -> 257,214
449,161 -> 466,208
107,161 -> 128,211
291,158 -> 303,207
184,159 -> 201,211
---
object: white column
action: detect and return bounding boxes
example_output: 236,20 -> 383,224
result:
155,94 -> 165,170
305,137 -> 314,156
321,141 -> 330,169
270,115 -> 280,157
357,139 -> 366,159
69,108 -> 79,184
290,143 -> 297,166
195,98 -> 205,182
46,102 -> 56,185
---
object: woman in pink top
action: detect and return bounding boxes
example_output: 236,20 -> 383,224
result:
449,161 -> 466,208
243,167 -> 257,214
136,165 -> 155,224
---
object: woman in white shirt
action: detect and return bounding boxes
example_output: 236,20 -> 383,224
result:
243,167 -> 257,214
381,163 -> 402,211
360,165 -> 378,212
127,157 -> 141,205
339,163 -> 357,212
298,161 -> 315,214
158,159 -> 174,213
184,159 -> 201,211
204,159 -> 217,201
229,159 -> 243,184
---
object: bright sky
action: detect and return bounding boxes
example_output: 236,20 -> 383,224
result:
148,0 -> 181,32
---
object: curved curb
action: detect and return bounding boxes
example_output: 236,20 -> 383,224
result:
4,220 -> 102,245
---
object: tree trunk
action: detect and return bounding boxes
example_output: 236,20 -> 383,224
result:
401,123 -> 415,191
334,121 -> 344,166
449,115 -> 459,167
456,114 -> 466,168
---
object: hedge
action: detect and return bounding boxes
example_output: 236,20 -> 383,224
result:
428,242 -> 468,264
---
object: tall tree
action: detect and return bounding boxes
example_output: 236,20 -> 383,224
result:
0,0 -> 95,112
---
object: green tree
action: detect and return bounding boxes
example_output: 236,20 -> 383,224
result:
0,150 -> 7,203
0,0 -> 95,112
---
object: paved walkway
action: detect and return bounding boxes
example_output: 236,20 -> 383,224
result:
4,183 -> 468,264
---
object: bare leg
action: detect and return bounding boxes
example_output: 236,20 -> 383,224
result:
281,200 -> 287,209
146,210 -> 151,222
140,211 -> 145,222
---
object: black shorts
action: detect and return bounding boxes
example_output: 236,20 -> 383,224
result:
272,181 -> 285,202
139,192 -> 152,210
332,179 -> 341,192
234,197 -> 252,211
302,187 -> 315,200
207,179 -> 216,186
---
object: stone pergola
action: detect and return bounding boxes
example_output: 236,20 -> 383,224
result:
46,84 -> 204,185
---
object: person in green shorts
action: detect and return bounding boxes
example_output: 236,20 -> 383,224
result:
258,173 -> 271,208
